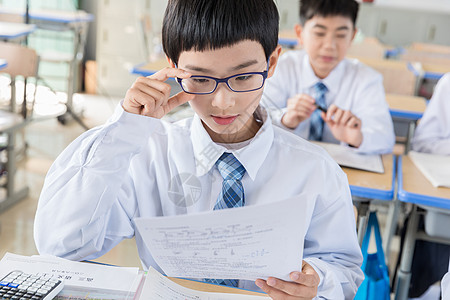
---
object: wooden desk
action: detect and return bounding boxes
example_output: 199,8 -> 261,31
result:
410,43 -> 450,55
357,58 -> 418,96
421,63 -> 450,80
170,277 -> 269,297
385,94 -> 427,154
0,8 -> 94,24
394,155 -> 450,300
399,155 -> 450,208
0,21 -> 35,41
343,154 -> 395,201
0,8 -> 94,129
386,94 -> 427,120
341,154 -> 397,257
406,60 -> 450,81
278,30 -> 298,48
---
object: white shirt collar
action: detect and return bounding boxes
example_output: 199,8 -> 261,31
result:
191,106 -> 274,180
300,53 -> 346,95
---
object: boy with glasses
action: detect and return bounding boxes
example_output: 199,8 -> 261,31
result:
34,0 -> 363,298
262,0 -> 395,154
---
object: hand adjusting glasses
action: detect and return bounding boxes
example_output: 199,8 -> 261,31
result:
176,60 -> 269,95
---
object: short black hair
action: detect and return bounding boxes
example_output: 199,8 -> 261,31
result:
162,0 -> 279,65
299,0 -> 359,27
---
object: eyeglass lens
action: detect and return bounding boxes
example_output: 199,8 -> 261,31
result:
180,73 -> 264,94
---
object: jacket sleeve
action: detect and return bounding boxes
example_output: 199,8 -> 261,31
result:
34,104 -> 163,261
303,167 -> 364,299
412,73 -> 450,155
349,69 -> 395,154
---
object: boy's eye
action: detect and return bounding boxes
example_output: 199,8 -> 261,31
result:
314,32 -> 326,37
192,78 -> 211,84
336,34 -> 347,39
234,75 -> 253,81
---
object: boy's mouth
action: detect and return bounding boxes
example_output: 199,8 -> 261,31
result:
211,115 -> 238,125
319,55 -> 335,63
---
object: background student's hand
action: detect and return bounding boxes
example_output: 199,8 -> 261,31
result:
323,104 -> 363,148
123,67 -> 194,119
281,94 -> 317,129
255,261 -> 320,300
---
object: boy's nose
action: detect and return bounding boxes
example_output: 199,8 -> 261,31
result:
211,84 -> 235,109
323,35 -> 337,49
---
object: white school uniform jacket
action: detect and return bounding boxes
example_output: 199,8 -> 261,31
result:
34,104 -> 363,298
442,259 -> 450,300
261,50 -> 395,154
412,73 -> 450,155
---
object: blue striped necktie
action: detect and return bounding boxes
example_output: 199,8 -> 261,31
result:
309,82 -> 328,141
204,152 -> 246,287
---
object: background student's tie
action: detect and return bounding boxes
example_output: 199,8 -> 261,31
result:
205,152 -> 246,287
309,82 -> 328,141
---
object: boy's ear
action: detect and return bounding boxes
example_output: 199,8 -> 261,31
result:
267,45 -> 283,78
294,24 -> 304,46
167,56 -> 176,68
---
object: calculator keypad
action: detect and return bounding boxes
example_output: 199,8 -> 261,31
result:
0,271 -> 63,300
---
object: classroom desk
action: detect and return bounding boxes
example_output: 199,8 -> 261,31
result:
341,154 -> 396,252
0,8 -> 94,130
386,94 -> 427,120
278,30 -> 298,48
0,21 -> 36,41
386,94 -> 427,154
170,277 -> 268,297
0,8 -> 94,25
31,9 -> 93,130
394,155 -> 450,300
408,61 -> 450,81
343,154 -> 395,201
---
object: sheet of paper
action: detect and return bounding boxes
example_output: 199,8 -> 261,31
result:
409,151 -> 450,188
0,253 -> 142,300
138,267 -> 270,300
313,142 -> 384,173
135,196 -> 311,281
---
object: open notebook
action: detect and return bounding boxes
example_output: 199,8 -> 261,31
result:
408,151 -> 450,188
137,267 -> 270,299
313,142 -> 384,174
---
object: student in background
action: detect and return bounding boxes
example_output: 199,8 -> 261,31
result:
402,73 -> 450,297
262,0 -> 395,154
34,0 -> 363,298
412,73 -> 450,155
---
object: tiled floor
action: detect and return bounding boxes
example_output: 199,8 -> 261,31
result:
0,92 -> 442,299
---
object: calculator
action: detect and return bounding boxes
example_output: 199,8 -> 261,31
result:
0,270 -> 64,300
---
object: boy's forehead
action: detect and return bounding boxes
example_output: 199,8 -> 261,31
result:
306,15 -> 354,29
177,41 -> 267,73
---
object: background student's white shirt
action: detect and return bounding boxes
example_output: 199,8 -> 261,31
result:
34,104 -> 363,298
261,50 -> 395,155
412,72 -> 450,155
442,259 -> 450,300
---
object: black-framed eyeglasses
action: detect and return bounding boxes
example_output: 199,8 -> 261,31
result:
176,61 -> 269,95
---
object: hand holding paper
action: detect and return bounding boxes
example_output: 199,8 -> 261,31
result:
134,196 -> 312,282
255,261 -> 319,299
